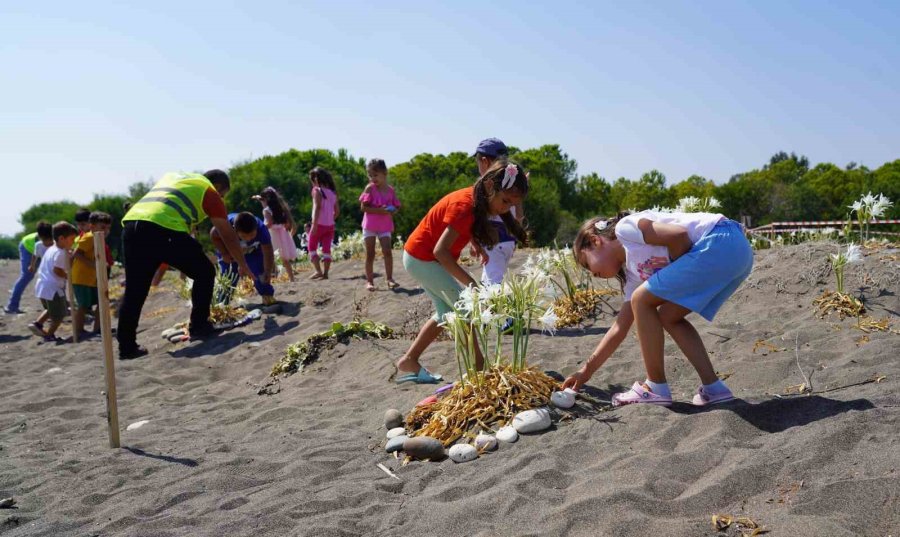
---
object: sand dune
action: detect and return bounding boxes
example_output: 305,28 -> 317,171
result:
1,242 -> 898,536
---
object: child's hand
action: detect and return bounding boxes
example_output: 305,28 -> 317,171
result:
221,253 -> 234,264
384,205 -> 396,213
562,368 -> 591,392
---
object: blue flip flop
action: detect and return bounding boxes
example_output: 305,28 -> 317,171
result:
395,367 -> 443,385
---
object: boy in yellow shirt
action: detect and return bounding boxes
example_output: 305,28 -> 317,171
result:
71,212 -> 111,339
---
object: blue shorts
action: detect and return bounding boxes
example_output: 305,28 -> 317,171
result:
645,220 -> 753,321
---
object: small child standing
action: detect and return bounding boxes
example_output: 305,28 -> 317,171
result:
396,161 -> 529,383
562,210 -> 753,406
308,167 -> 340,280
211,212 -> 276,305
30,222 -> 78,343
359,158 -> 401,291
71,212 -> 112,339
255,187 -> 298,282
5,221 -> 53,314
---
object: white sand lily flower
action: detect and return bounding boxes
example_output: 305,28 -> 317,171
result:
538,307 -> 559,335
479,307 -> 502,326
442,311 -> 458,326
848,200 -> 863,213
870,194 -> 893,218
845,243 -> 862,264
708,197 -> 722,208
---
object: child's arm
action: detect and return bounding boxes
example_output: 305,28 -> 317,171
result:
638,219 -> 693,260
433,227 -> 477,288
209,227 -> 232,263
261,244 -> 274,284
333,193 -> 340,219
262,206 -> 274,228
28,256 -> 40,273
311,190 -> 322,234
562,304 -> 635,391
53,266 -> 68,279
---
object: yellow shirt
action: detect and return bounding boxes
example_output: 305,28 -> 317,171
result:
71,231 -> 97,287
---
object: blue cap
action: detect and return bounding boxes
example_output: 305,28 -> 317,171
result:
473,138 -> 508,158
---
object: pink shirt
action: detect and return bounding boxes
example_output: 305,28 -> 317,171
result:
359,184 -> 400,233
312,187 -> 337,226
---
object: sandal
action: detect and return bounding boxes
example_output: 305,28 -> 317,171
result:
692,385 -> 735,406
612,382 -> 673,407
366,282 -> 376,292
395,367 -> 443,385
386,280 -> 399,289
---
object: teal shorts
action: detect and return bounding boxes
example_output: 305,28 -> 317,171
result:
73,284 -> 98,309
402,251 -> 463,323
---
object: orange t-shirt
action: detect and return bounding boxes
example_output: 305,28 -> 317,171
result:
404,187 -> 475,262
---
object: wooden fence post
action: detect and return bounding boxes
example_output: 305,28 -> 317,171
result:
94,231 -> 120,448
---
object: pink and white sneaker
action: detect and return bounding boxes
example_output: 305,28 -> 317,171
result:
612,382 -> 673,407
691,385 -> 735,406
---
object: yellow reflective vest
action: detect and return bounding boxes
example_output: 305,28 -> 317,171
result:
123,172 -> 213,233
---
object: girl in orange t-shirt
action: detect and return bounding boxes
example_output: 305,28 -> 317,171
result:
395,161 -> 529,384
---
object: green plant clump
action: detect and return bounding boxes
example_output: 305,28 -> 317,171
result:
271,320 -> 394,376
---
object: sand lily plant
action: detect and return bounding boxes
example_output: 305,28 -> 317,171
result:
848,192 -> 893,242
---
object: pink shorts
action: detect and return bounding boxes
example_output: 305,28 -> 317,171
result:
308,225 -> 335,259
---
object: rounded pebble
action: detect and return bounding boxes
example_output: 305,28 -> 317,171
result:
403,436 -> 446,461
496,425 -> 518,443
448,444 -> 478,463
474,433 -> 498,451
512,407 -> 552,433
386,427 -> 406,439
385,435 -> 407,453
384,409 -> 404,429
551,390 -> 576,409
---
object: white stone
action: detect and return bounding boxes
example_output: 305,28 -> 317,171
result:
386,427 -> 406,439
551,390 -> 576,409
161,328 -> 179,339
126,420 -> 150,431
512,407 -> 552,433
448,444 -> 478,463
474,434 -> 498,451
385,435 -> 407,453
496,425 -> 519,443
46,367 -> 62,373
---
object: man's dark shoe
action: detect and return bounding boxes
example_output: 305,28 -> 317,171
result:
119,346 -> 149,360
188,322 -> 218,339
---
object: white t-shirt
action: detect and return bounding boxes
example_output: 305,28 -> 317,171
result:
615,211 -> 724,301
34,241 -> 48,258
35,245 -> 68,300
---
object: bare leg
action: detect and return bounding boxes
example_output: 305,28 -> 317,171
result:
322,258 -> 331,278
45,318 -> 61,337
364,236 -> 377,286
282,258 -> 295,282
73,307 -> 86,339
631,286 -> 667,383
310,255 -> 323,279
396,318 -> 444,373
37,310 -> 50,325
659,303 -> 718,384
379,236 -> 395,283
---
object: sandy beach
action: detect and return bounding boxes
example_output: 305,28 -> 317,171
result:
1,242 -> 898,537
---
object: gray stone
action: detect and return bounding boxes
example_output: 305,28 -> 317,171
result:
403,436 -> 445,461
384,409 -> 404,429
512,407 -> 552,433
496,425 -> 518,443
385,435 -> 407,453
474,433 -> 498,451
448,444 -> 478,463
386,427 -> 406,439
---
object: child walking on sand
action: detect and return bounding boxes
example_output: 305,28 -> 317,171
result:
359,158 -> 401,291
395,161 -> 529,384
254,187 -> 298,282
29,222 -> 78,343
5,221 -> 53,314
308,167 -> 339,280
561,210 -> 753,406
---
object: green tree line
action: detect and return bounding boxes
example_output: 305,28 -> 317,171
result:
3,147 -> 898,259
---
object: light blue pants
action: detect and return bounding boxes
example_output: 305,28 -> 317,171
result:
6,244 -> 34,311
403,251 -> 463,323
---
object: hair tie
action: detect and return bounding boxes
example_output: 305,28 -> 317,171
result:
594,219 -> 609,231
501,164 -> 518,189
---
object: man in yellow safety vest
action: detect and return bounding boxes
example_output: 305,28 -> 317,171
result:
117,169 -> 252,359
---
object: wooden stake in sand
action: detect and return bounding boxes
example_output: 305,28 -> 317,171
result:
93,231 -> 120,448
66,253 -> 78,343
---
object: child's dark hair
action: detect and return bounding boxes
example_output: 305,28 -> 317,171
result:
309,167 -> 337,198
52,221 -> 78,241
471,161 -> 529,248
573,213 -> 630,289
260,187 -> 294,228
233,212 -> 258,235
89,211 -> 111,225
203,169 -> 230,190
74,208 -> 91,223
367,158 -> 388,175
36,221 -> 53,240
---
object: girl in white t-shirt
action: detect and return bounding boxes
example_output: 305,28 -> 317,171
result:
562,210 -> 753,407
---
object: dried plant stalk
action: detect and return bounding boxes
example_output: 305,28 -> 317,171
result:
553,288 -> 618,328
812,291 -> 864,319
405,365 -> 559,446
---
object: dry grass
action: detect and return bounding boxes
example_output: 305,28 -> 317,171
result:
209,304 -> 249,325
812,290 -> 864,319
553,288 -> 618,328
405,365 -> 559,447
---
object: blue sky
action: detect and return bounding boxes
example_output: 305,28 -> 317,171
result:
2,1 -> 898,235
